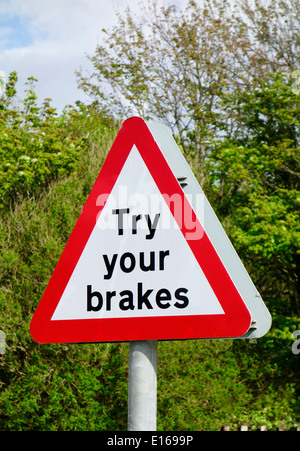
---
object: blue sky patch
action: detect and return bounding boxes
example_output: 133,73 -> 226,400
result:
0,14 -> 33,49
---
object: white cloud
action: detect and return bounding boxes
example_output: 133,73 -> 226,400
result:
0,0 -> 188,111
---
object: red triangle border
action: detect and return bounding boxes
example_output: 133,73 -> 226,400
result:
30,117 -> 251,343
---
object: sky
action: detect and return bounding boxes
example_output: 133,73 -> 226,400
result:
0,0 -> 188,112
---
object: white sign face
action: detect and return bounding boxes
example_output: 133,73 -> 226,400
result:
52,146 -> 224,321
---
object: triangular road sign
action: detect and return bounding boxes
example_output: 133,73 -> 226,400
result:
30,117 -> 253,343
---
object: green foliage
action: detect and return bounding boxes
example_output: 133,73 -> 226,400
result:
205,76 -> 300,417
0,72 -> 85,212
158,340 -> 299,431
0,108 -> 121,431
206,74 -> 300,324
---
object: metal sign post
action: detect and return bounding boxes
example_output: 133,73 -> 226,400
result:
128,340 -> 157,431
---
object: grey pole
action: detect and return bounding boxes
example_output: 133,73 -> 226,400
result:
128,340 -> 158,431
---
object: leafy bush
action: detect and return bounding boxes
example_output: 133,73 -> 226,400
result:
0,108 -> 122,430
0,72 -> 85,212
